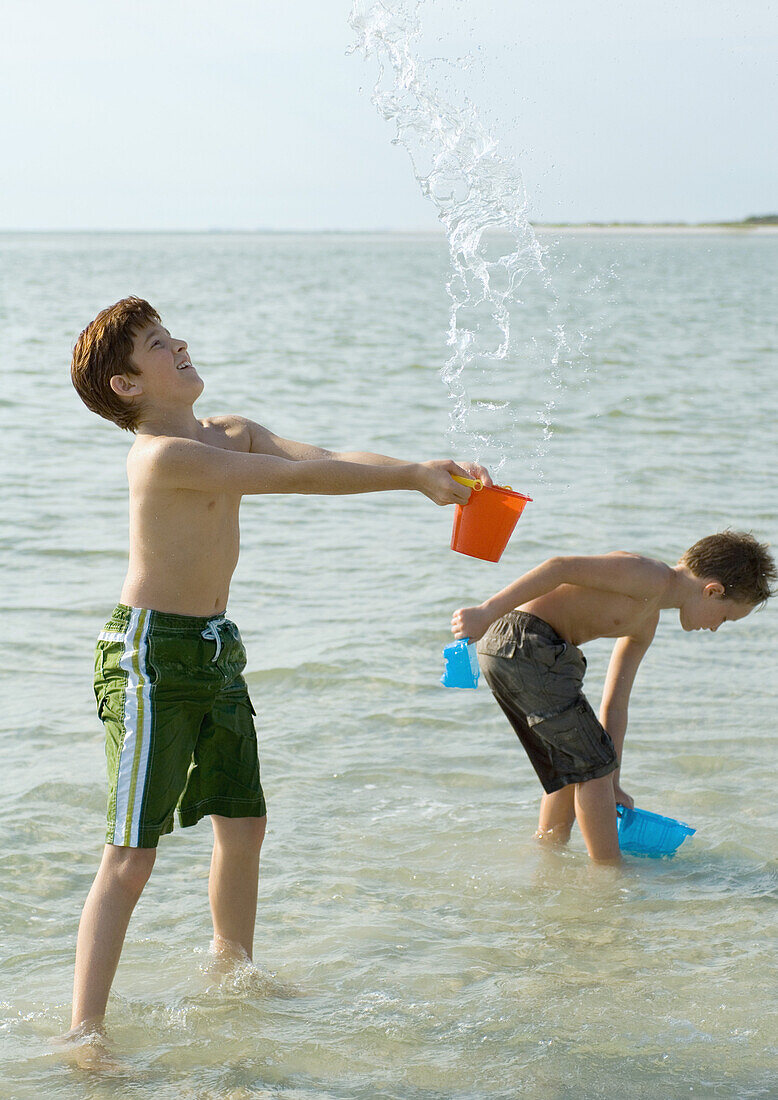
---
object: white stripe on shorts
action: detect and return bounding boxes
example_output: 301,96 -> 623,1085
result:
111,608 -> 152,847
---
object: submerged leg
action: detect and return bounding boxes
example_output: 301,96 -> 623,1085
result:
574,775 -> 621,863
208,814 -> 266,960
535,785 -> 576,844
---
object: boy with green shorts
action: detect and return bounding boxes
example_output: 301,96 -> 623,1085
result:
66,295 -> 488,1039
451,534 -> 775,862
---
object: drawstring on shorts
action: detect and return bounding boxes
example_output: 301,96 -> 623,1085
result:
201,617 -> 229,662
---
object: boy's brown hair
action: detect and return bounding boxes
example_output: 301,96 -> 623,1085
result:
71,297 -> 161,431
680,531 -> 776,605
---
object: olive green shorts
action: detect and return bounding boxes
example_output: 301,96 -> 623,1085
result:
477,611 -> 618,794
94,605 -> 266,848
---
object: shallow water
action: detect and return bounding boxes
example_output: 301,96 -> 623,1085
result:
1,230 -> 777,1098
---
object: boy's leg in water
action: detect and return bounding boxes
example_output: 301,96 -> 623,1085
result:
208,814 -> 267,960
574,774 -> 621,862
535,785 -> 576,843
535,778 -> 620,862
66,844 -> 157,1035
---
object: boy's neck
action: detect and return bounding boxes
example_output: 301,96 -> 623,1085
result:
665,564 -> 706,610
135,405 -> 203,439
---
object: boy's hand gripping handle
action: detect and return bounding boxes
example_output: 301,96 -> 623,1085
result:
451,475 -> 483,492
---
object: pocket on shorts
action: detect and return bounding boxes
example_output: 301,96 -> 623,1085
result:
528,700 -> 616,779
532,637 -> 568,668
477,617 -> 520,658
94,640 -> 126,716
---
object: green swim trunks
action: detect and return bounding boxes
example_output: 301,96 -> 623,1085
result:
94,604 -> 266,848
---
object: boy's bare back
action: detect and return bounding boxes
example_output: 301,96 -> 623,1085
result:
451,551 -> 716,651
521,552 -> 671,647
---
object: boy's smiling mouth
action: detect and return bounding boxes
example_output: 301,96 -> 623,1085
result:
176,359 -> 192,370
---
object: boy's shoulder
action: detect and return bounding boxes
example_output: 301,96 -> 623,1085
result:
198,414 -> 253,450
603,549 -> 669,571
565,550 -> 675,605
128,415 -> 253,460
603,550 -> 674,588
125,415 -> 257,489
609,549 -> 665,563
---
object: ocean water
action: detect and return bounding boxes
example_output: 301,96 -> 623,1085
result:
1,230 -> 776,1098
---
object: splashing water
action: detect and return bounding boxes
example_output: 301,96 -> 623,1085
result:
349,0 -> 582,478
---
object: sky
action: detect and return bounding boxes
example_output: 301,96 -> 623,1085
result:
0,0 -> 775,230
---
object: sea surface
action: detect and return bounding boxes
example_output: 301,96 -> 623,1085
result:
0,230 -> 776,1098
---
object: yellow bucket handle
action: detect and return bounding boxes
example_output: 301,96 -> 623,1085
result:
452,475 -> 514,492
452,475 -> 483,492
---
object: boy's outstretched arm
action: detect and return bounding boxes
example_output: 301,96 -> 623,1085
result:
243,419 -> 493,485
137,436 -> 473,505
452,553 -> 672,642
599,623 -> 658,809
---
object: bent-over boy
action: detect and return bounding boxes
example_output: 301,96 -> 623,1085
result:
451,533 -> 775,862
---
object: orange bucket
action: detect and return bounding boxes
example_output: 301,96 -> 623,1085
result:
451,483 -> 532,562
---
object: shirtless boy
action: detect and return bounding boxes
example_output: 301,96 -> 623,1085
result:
67,295 -> 489,1037
451,533 -> 775,862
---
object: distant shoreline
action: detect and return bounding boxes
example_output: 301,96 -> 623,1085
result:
1,224 -> 777,236
534,223 -> 778,235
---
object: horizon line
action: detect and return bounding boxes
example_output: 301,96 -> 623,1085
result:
1,218 -> 777,235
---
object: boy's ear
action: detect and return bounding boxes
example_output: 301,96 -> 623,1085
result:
703,580 -> 726,598
110,374 -> 143,399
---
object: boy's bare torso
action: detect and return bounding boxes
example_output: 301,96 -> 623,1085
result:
121,416 -> 249,617
521,554 -> 670,646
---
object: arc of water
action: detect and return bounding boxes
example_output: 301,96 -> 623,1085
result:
349,0 -> 555,470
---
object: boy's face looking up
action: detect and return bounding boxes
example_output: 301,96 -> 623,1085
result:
110,322 -> 203,414
679,582 -> 755,632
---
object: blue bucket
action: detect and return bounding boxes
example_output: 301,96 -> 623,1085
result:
616,804 -> 695,858
441,638 -> 480,689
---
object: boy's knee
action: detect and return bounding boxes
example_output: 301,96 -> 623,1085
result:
534,817 -> 574,844
102,844 -> 156,897
573,779 -> 620,862
536,786 -> 576,842
576,774 -> 617,803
